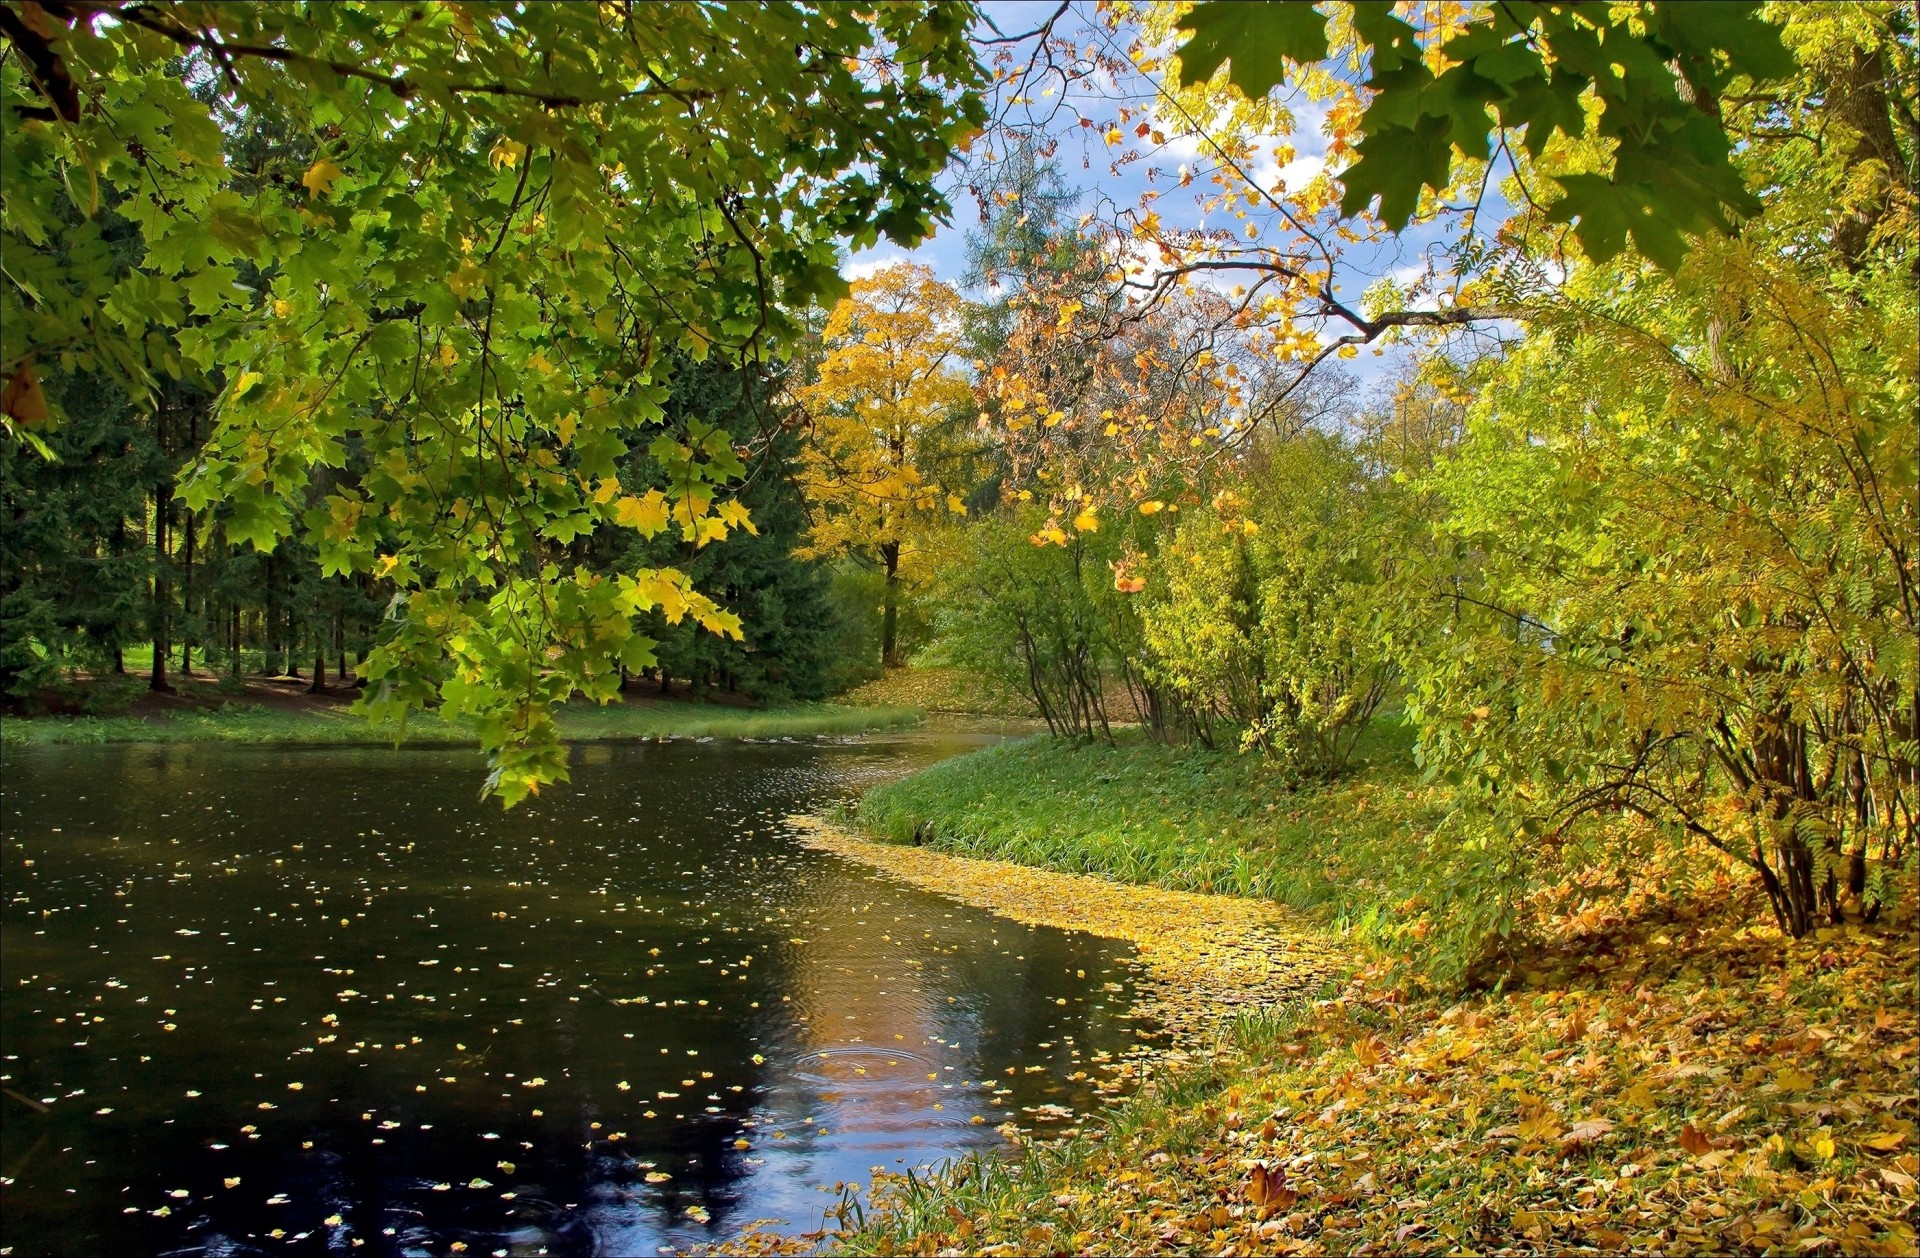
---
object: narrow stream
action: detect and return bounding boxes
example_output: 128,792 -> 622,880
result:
1,730 -> 1149,1256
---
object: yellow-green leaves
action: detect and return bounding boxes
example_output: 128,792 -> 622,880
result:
300,159 -> 343,197
613,491 -> 670,538
0,0 -> 985,802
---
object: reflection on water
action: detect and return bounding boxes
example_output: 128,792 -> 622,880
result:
0,731 -> 1145,1255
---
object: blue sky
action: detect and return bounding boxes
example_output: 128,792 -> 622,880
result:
846,2 -> 1512,392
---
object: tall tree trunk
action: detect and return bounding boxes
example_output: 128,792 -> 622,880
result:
308,645 -> 325,694
149,490 -> 170,693
880,539 -> 901,668
178,508 -> 194,677
262,556 -> 281,676
110,516 -> 128,672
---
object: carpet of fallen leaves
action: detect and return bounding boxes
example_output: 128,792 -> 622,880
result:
820,882 -> 1918,1256
788,816 -> 1341,1045
838,667 -> 1041,717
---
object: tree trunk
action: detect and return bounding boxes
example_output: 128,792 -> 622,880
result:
308,647 -> 326,694
149,491 -> 170,693
880,539 -> 901,668
178,508 -> 194,677
262,556 -> 281,676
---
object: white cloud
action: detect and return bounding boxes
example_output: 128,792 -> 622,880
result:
1247,151 -> 1326,194
841,251 -> 911,281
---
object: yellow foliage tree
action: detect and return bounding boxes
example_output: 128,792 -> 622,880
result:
797,263 -> 974,666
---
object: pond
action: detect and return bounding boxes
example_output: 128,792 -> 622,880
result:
0,729 -> 1151,1256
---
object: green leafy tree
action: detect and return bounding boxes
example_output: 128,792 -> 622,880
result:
1140,431 -> 1402,777
2,1 -> 984,801
0,367 -> 159,694
597,356 -> 841,703
1404,2 -> 1917,942
1175,0 -> 1796,269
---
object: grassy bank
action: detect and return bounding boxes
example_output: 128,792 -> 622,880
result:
0,698 -> 922,748
824,725 -> 1918,1256
848,720 -> 1443,946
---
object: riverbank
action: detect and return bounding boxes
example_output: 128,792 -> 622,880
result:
0,690 -> 922,747
790,816 -> 1340,1046
846,723 -> 1444,957
817,728 -> 1919,1256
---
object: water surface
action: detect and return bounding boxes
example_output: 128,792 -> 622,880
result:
1,731 -> 1146,1256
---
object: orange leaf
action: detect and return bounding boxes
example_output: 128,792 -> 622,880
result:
1,361 -> 49,426
1679,1122 -> 1716,1156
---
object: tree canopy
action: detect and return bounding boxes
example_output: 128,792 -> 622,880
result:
2,0 -> 983,800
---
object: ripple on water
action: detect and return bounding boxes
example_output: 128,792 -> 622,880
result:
0,733 -> 1144,1256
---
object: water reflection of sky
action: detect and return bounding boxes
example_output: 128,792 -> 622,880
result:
1,733 -> 1146,1256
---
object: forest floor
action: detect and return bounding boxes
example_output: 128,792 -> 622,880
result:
762,728 -> 1920,1257
0,673 -> 921,746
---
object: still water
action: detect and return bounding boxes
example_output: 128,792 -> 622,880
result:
1,731 -> 1148,1256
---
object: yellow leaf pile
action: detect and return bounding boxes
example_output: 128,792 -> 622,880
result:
786,816 -> 1340,1045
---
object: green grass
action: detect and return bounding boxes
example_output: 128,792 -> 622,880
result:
846,718 -> 1449,940
0,699 -> 922,748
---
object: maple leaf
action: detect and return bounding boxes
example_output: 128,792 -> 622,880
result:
1175,3 -> 1328,97
1561,1117 -> 1613,1148
613,491 -> 670,538
301,159 -> 343,197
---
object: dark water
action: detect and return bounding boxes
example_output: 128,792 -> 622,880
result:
0,731 -> 1147,1256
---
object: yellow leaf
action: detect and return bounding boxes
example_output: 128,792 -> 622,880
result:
1863,1132 -> 1908,1151
301,160 -> 343,197
1138,500 -> 1165,515
698,607 -> 744,641
717,499 -> 758,537
489,138 -> 527,169
1072,506 -> 1099,533
614,491 -> 671,538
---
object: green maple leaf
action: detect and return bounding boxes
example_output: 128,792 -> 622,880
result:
1339,116 -> 1453,229
1175,2 -> 1328,97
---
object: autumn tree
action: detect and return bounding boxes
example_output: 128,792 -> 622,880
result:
796,263 -> 975,667
1403,1 -> 1917,943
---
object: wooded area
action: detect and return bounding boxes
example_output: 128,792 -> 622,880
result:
3,2 -> 1914,1250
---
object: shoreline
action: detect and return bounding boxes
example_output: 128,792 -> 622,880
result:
0,700 -> 925,749
787,814 -> 1343,1049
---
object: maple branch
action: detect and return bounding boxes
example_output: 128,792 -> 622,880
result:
974,1 -> 1072,46
39,2 -> 707,110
